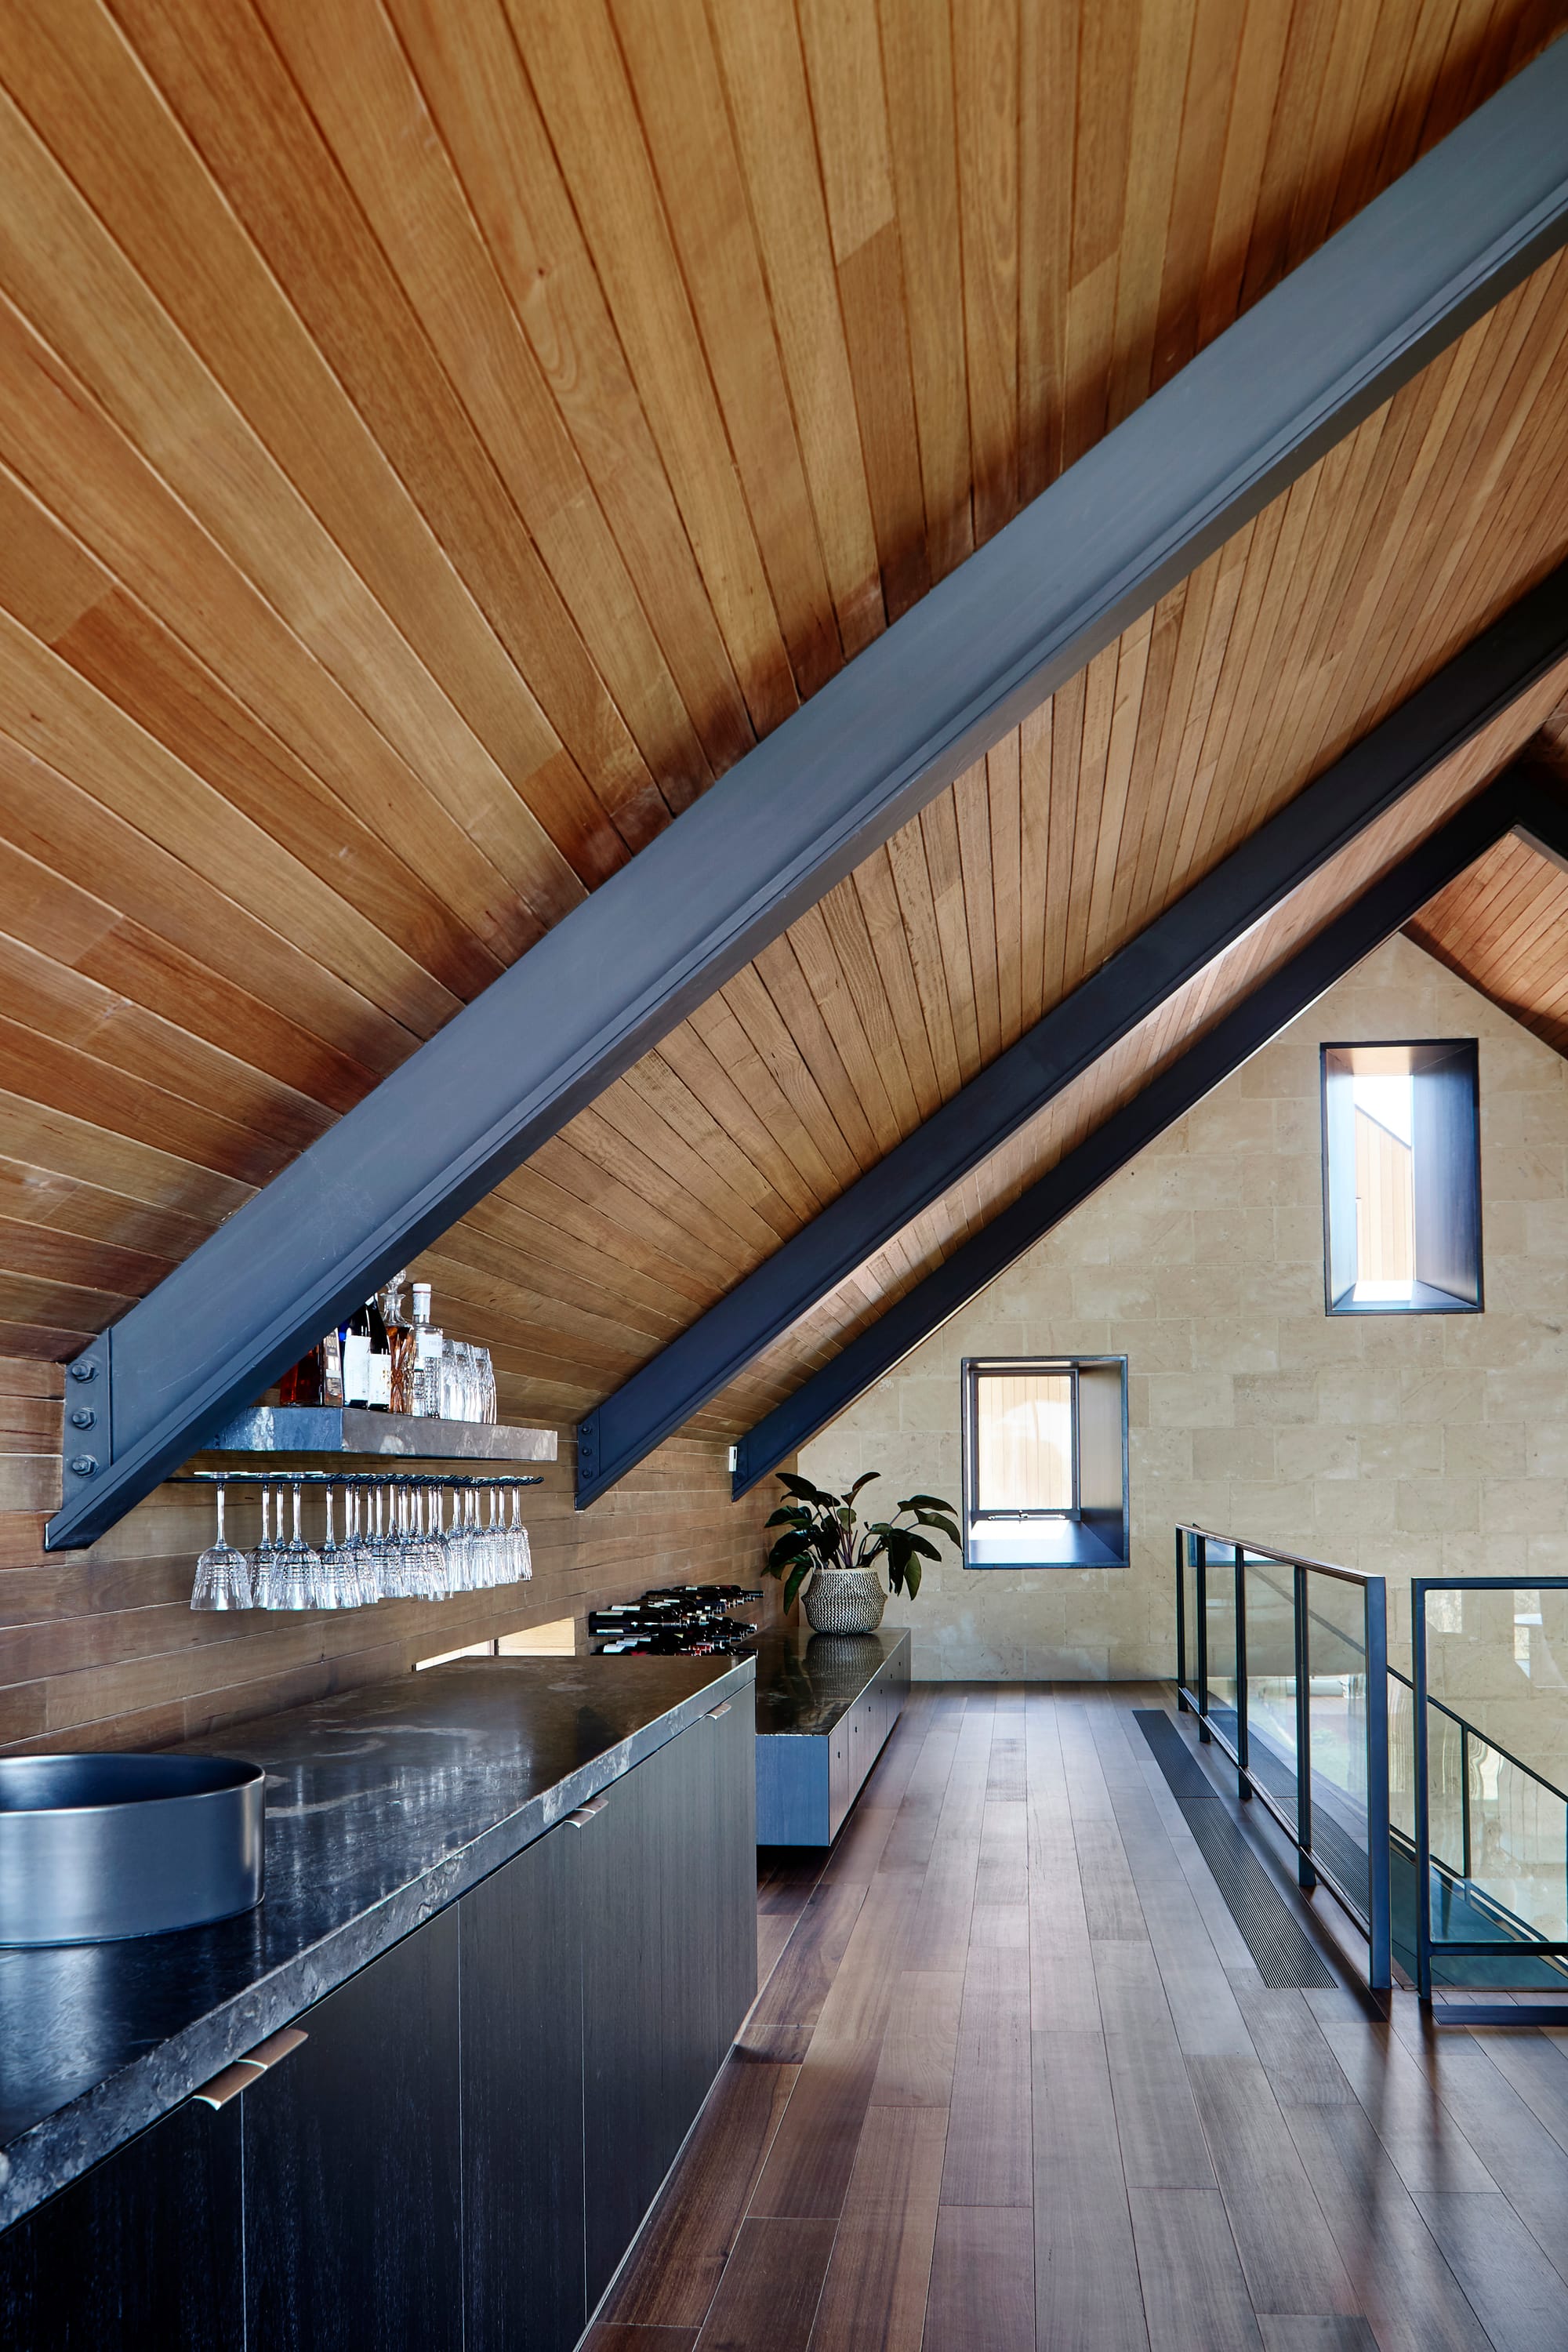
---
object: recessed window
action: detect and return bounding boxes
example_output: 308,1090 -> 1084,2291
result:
1320,1041 -> 1481,1314
961,1356 -> 1128,1568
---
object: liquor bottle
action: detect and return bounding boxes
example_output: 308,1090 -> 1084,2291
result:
341,1296 -> 392,1410
321,1328 -> 344,1406
278,1344 -> 324,1407
411,1283 -> 443,1418
380,1270 -> 416,1417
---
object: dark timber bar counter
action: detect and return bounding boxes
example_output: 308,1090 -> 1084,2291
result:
0,1654 -> 756,2352
753,1624 -> 910,1844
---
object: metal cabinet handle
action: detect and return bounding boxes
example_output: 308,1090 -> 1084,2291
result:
564,1793 -> 609,1828
707,1700 -> 732,1720
191,2025 -> 307,2110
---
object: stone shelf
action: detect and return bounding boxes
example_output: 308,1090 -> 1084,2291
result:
202,1406 -> 557,1463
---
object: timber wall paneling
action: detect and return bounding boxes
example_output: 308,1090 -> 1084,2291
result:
0,1350 -> 784,1754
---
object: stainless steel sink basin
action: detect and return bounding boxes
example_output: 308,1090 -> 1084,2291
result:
0,1755 -> 265,1946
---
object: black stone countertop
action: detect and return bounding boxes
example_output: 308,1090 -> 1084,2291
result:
0,1652 -> 752,2232
752,1624 -> 909,1738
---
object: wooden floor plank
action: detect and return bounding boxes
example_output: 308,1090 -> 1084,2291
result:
605,2055 -> 800,2328
585,2325 -> 699,2352
1257,2321 -> 1378,2350
1033,2026 -> 1149,2351
691,2217 -> 837,2352
1095,1940 -> 1217,2190
1128,2186 -> 1263,2352
1280,2105 -> 1496,2352
1413,2190 -> 1568,2352
939,1941 -> 1032,2207
806,2104 -> 946,2352
870,1969 -> 964,2107
1185,2053 -> 1359,2318
920,2205 -> 1033,2352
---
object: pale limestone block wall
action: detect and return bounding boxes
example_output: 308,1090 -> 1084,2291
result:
800,936 -> 1568,1781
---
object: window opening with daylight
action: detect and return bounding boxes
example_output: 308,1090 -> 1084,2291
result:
1321,1041 -> 1481,1314
961,1356 -> 1129,1569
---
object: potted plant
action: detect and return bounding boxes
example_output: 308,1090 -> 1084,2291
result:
763,1472 -> 960,1634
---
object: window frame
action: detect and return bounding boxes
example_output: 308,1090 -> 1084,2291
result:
960,1354 -> 1129,1570
1318,1038 -> 1483,1318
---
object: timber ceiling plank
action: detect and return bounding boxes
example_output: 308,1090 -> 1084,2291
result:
0,7 -> 1557,1544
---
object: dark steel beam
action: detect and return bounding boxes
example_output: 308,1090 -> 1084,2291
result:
731,766 -> 1568,1490
47,42 -> 1568,1548
576,569 -> 1568,1504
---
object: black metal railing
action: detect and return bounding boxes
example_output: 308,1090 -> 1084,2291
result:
1175,1525 -> 1392,1991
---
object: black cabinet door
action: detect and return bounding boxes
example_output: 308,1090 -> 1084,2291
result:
659,1702 -> 757,2124
0,2101 -> 243,2352
581,1704 -> 757,2311
244,1908 -> 462,2352
460,1819 -> 586,2352
709,1696 -> 760,2047
580,1740 -> 666,2310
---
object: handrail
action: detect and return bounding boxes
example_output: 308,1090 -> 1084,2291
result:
1387,1659 -> 1568,1813
1174,1523 -> 1392,1992
1176,1523 -> 1385,1585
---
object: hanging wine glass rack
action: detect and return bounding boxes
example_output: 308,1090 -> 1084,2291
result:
176,1469 -> 543,1614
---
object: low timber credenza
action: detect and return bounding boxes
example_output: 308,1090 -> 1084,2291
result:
753,1624 -> 910,1844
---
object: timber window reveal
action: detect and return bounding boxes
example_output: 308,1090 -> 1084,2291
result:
961,1356 -> 1129,1569
1320,1041 -> 1482,1315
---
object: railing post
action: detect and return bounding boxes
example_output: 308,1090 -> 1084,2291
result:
1294,1562 -> 1317,1892
1410,1580 -> 1432,2004
1364,1577 -> 1392,1994
1196,1535 -> 1210,1741
1235,1544 -> 1251,1802
1175,1527 -> 1188,1711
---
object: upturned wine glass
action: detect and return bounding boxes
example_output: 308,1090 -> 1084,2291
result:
191,1482 -> 253,1610
274,1480 -> 321,1610
249,1483 -> 285,1608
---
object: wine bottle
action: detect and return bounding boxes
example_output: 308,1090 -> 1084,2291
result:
278,1345 -> 324,1407
341,1297 -> 392,1410
380,1270 -> 416,1416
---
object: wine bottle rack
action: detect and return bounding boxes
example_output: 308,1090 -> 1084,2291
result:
201,1406 -> 557,1463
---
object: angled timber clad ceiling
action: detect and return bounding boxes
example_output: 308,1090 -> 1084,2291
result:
1408,803 -> 1568,1053
2,0 -> 1568,1466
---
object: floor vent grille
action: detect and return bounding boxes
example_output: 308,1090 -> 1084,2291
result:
1133,1710 -> 1335,1990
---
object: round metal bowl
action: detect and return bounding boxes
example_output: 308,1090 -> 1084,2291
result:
0,1754 -> 265,1946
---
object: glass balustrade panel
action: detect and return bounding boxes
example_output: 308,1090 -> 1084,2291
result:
1204,1544 -> 1240,1751
1387,1672 -> 1415,1843
1303,1566 -> 1372,1917
1242,1553 -> 1298,1828
1181,1537 -> 1201,1696
1421,1582 -> 1568,1951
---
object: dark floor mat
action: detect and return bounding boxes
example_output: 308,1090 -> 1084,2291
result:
1131,1705 -> 1214,1798
1133,1710 -> 1335,1990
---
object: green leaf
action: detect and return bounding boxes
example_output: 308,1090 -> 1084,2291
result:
906,1533 -> 940,1561
845,1472 -> 881,1500
777,1472 -> 835,1506
914,1511 -> 961,1548
784,1560 -> 811,1614
764,1505 -> 808,1530
900,1493 -> 956,1514
904,1559 -> 922,1601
